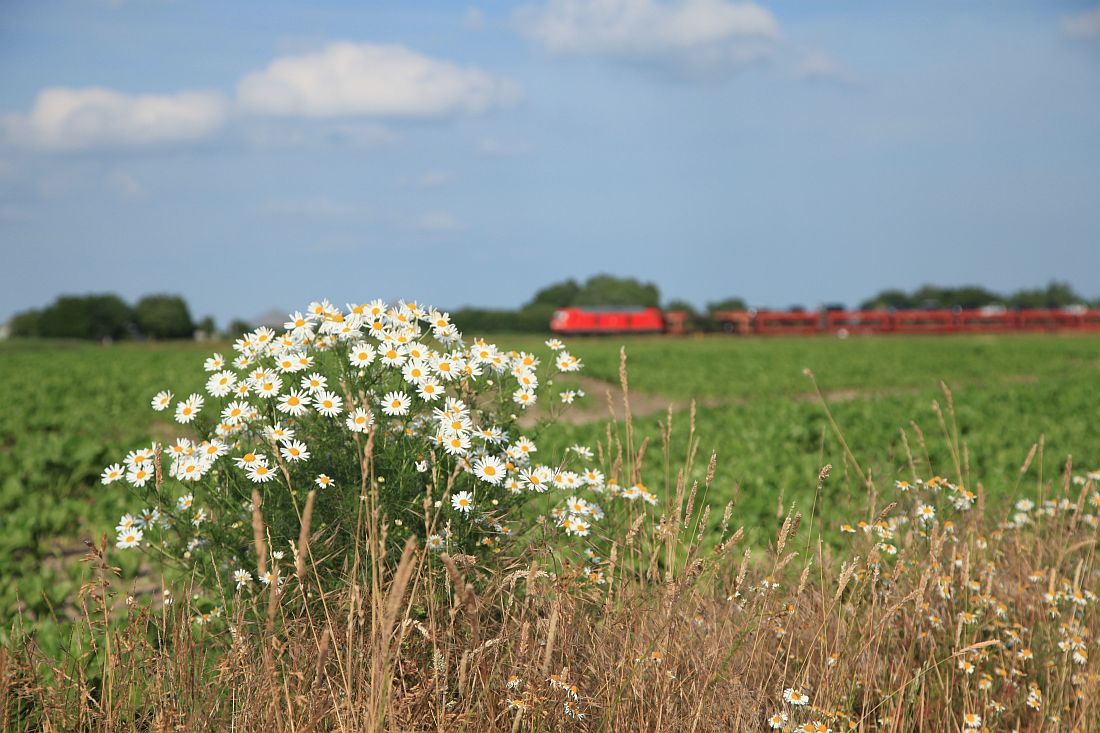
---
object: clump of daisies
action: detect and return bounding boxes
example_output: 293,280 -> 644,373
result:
101,299 -> 656,603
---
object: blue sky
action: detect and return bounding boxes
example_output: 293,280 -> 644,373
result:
1,0 -> 1099,324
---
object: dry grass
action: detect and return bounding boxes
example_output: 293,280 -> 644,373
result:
3,360 -> 1098,732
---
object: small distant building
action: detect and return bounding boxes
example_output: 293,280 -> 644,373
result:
252,308 -> 288,331
0,320 -> 11,340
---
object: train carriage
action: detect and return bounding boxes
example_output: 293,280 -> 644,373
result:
956,309 -> 1018,332
825,310 -> 893,335
753,310 -> 820,335
549,305 -> 1100,337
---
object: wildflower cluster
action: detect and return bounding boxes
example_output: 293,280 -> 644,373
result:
99,299 -> 658,601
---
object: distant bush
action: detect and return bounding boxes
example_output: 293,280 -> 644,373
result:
10,293 -> 196,341
1007,281 -> 1094,309
134,294 -> 195,340
706,296 -> 749,312
8,309 -> 43,338
11,294 -> 134,340
449,305 -> 553,334
225,318 -> 254,339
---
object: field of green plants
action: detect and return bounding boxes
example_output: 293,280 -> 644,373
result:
2,333 -> 1098,648
550,333 -> 1100,527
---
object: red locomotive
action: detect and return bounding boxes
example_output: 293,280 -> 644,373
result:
550,306 -> 665,335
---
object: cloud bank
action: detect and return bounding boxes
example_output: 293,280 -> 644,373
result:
2,87 -> 227,151
3,43 -> 518,151
515,0 -> 779,69
1063,6 -> 1100,40
237,42 -> 520,118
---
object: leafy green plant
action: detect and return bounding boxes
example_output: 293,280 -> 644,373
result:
98,300 -> 634,609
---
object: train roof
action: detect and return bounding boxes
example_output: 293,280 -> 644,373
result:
558,305 -> 656,313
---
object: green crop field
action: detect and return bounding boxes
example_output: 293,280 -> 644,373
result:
2,333 -> 1099,648
538,333 -> 1100,525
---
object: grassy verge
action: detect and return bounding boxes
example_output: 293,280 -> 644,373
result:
3,376 -> 1098,731
2,334 -> 1097,652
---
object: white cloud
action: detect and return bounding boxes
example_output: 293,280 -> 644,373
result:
237,42 -> 520,118
3,43 -> 514,154
1063,6 -> 1100,40
413,211 -> 463,232
1,87 -> 227,151
794,49 -> 847,81
515,0 -> 779,68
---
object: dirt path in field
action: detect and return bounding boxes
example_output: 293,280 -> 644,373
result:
516,374 -> 862,429
518,374 -> 730,428
792,386 -> 924,404
519,374 -> 1008,428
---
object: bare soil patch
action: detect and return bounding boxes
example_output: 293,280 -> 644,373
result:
519,374 -> 721,429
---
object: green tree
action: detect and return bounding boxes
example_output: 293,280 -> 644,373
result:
573,274 -> 660,307
1007,281 -> 1085,309
914,285 -> 1000,310
706,297 -> 749,313
8,309 -> 42,337
451,307 -> 549,334
518,279 -> 582,332
134,294 -> 194,340
860,289 -> 915,310
226,318 -> 254,339
524,279 -> 581,309
35,294 -> 134,340
664,299 -> 697,314
196,315 -> 217,337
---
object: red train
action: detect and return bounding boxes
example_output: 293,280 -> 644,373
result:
551,306 -> 1100,336
551,306 -> 665,335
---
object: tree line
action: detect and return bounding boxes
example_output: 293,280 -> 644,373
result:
858,282 -> 1098,311
8,294 -> 211,341
7,279 -> 1097,340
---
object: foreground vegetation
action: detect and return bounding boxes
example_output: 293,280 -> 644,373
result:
1,332 -> 1098,656
3,362 -> 1099,730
